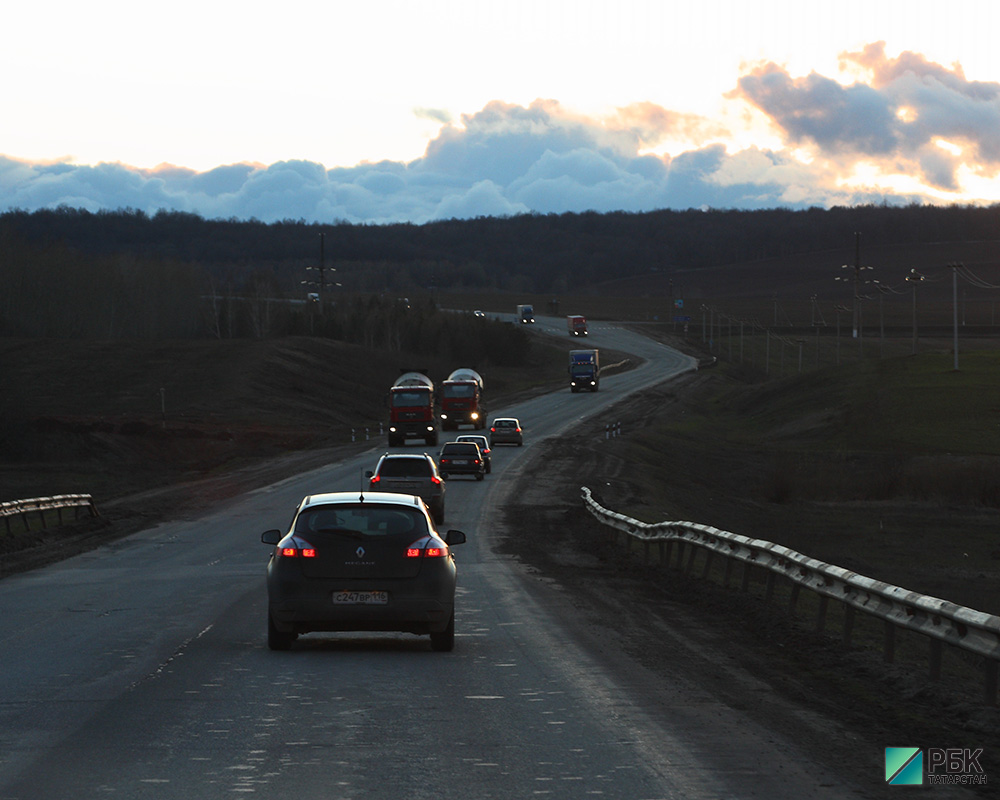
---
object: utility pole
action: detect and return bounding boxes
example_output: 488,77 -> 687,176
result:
906,269 -> 924,355
836,232 -> 872,339
949,262 -> 962,370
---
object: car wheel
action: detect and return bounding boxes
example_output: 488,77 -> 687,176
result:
434,505 -> 445,525
430,614 -> 455,652
476,471 -> 484,481
267,613 -> 295,651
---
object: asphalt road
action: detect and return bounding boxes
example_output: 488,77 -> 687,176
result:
0,318 -> 867,799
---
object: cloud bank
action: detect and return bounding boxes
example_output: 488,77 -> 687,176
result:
2,43 -> 997,224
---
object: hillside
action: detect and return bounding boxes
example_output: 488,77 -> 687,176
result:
0,335 -> 580,506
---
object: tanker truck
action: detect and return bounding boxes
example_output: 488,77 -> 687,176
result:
386,371 -> 438,446
440,368 -> 486,431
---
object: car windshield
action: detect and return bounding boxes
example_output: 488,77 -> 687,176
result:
458,437 -> 488,448
496,420 -> 515,428
442,384 -> 475,398
295,504 -> 427,537
376,458 -> 431,478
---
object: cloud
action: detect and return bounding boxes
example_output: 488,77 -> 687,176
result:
732,42 -> 1000,190
1,45 -> 998,224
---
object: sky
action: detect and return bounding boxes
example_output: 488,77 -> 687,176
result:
2,0 -> 999,224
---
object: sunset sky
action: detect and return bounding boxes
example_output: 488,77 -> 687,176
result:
2,0 -> 999,223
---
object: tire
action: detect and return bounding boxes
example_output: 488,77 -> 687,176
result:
476,471 -> 484,481
433,504 -> 445,525
430,614 -> 455,652
267,612 -> 295,651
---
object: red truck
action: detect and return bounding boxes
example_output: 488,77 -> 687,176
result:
386,371 -> 438,446
567,315 -> 588,336
440,368 -> 486,431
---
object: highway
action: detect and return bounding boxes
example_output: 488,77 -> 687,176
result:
0,318 -> 867,799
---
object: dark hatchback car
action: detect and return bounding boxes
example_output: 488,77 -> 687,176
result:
438,441 -> 486,480
261,492 -> 467,652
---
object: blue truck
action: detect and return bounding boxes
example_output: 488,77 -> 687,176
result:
568,349 -> 599,392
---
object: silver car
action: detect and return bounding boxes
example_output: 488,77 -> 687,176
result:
261,492 -> 467,652
489,417 -> 523,447
366,453 -> 445,523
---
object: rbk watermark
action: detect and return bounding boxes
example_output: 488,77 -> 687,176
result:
886,747 -> 987,786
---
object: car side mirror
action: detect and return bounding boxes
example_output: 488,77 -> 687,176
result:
364,470 -> 374,478
261,529 -> 282,545
445,530 -> 467,546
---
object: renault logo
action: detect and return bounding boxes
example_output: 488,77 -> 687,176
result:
356,546 -> 366,559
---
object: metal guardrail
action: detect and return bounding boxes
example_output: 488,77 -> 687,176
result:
581,486 -> 1000,705
1,494 -> 99,535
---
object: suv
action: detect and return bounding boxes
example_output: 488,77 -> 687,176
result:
455,434 -> 492,473
489,417 -> 523,447
366,453 -> 445,523
438,441 -> 486,481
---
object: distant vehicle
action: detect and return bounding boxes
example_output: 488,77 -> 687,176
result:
386,371 -> 437,446
306,292 -> 320,303
473,310 -> 486,318
261,491 -> 467,652
366,453 -> 445,523
567,315 -> 588,336
516,304 -> 535,324
569,349 -> 600,392
455,434 -> 492,473
438,441 -> 486,480
489,417 -> 523,447
440,368 -> 487,431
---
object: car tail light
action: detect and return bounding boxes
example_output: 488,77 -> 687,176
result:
431,475 -> 442,485
280,537 -> 317,558
406,537 -> 448,558
369,474 -> 381,485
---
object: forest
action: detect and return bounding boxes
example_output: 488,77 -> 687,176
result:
2,202 -> 999,342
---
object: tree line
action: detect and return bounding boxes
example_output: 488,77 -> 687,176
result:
2,202 -> 999,346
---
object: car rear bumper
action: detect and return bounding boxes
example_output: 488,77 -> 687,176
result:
268,578 -> 455,635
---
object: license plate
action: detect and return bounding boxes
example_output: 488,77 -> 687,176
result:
390,481 -> 419,490
452,459 -> 468,465
334,591 -> 388,605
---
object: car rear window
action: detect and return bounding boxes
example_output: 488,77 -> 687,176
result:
376,458 -> 431,478
295,504 -> 427,538
442,443 -> 478,455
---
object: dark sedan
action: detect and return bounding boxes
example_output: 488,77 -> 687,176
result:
261,491 -> 467,652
